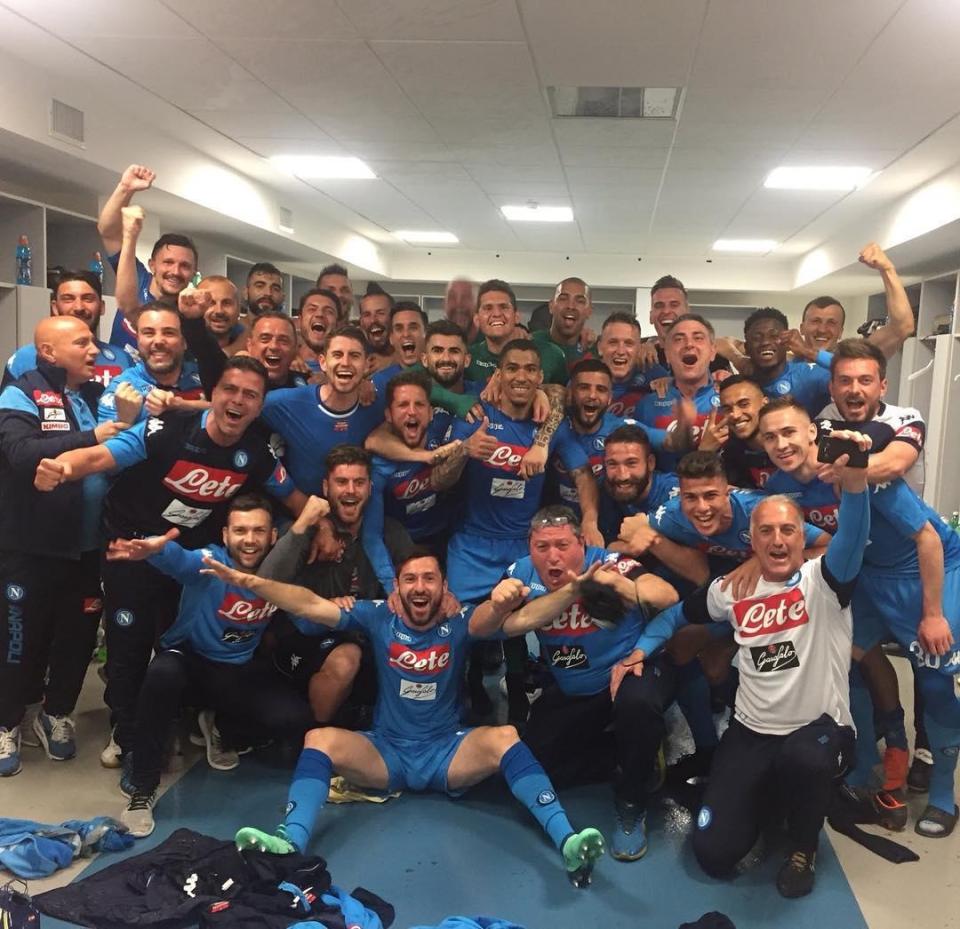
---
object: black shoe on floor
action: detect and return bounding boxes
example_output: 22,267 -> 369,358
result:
776,850 -> 816,899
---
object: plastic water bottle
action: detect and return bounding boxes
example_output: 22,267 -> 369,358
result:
949,512 -> 960,534
89,250 -> 104,283
15,235 -> 31,285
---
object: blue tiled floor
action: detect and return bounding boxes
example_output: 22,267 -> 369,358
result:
40,754 -> 868,929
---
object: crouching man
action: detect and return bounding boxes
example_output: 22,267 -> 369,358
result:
631,430 -> 871,898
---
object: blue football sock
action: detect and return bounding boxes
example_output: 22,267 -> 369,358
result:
917,671 -> 960,814
875,706 -> 908,752
283,748 -> 332,852
500,740 -> 573,850
847,664 -> 879,787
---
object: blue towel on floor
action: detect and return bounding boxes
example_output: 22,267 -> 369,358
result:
0,816 -> 134,878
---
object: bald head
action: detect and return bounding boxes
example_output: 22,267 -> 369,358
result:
35,317 -> 98,387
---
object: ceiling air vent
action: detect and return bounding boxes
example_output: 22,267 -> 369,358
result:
278,207 -> 294,234
50,99 -> 85,146
548,86 -> 681,119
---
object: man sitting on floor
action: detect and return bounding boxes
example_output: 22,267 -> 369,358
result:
201,547 -> 607,887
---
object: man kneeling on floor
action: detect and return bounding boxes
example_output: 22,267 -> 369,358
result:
107,494 -> 317,837
202,546 -> 607,887
630,430 -> 872,898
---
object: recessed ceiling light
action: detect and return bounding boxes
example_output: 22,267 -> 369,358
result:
764,166 -> 874,191
501,204 -> 574,223
270,155 -> 376,179
712,239 -> 778,253
394,230 -> 459,244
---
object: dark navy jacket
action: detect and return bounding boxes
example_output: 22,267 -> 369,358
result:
0,361 -> 103,558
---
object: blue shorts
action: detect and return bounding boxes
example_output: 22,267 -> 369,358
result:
853,563 -> 960,674
446,531 -> 529,602
362,728 -> 472,794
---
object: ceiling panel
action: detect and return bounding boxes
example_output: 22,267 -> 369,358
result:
558,146 -> 670,169
508,224 -> 585,252
193,110 -> 334,140
339,0 -> 523,40
521,0 -> 707,87
161,0 -> 359,39
70,36 -> 282,111
691,0 -> 900,89
6,0 -> 195,38
722,190 -> 848,241
233,136 -> 346,158
580,233 -> 650,253
369,41 -> 542,120
552,118 -> 675,149
445,141 -> 561,165
305,179 -> 439,230
339,140 -> 458,161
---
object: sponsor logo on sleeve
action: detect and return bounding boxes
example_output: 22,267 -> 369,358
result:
749,640 -> 800,672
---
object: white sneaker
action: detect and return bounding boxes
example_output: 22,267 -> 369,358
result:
19,703 -> 41,747
197,710 -> 238,771
121,789 -> 157,838
0,726 -> 22,777
100,728 -> 122,769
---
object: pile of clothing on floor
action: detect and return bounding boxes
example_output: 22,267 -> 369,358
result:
32,829 -> 392,929
0,817 -> 134,879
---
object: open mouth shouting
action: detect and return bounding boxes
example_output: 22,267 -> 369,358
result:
367,324 -> 387,344
261,349 -> 283,372
331,365 -> 359,390
545,565 -> 567,588
400,415 -> 425,446
222,407 -> 245,427
756,346 -> 779,366
841,395 -> 867,420
679,349 -> 700,371
399,340 -> 418,362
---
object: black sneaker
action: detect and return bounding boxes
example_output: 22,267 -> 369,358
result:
907,750 -> 933,793
777,850 -> 816,898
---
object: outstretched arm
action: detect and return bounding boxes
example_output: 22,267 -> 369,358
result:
201,556 -> 342,626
